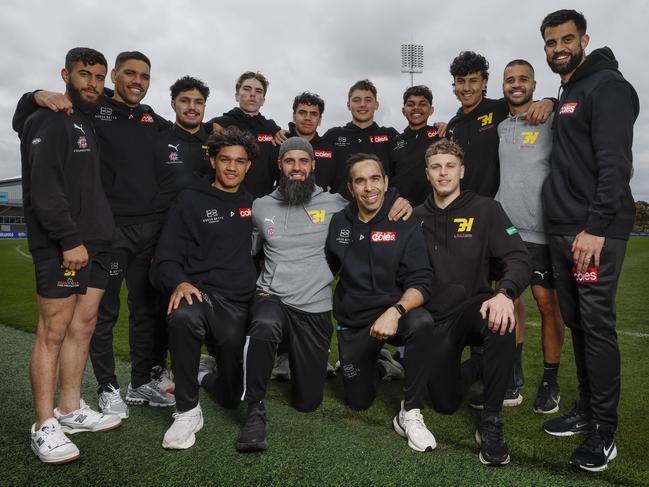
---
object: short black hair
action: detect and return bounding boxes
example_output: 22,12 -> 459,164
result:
540,9 -> 587,38
348,79 -> 377,100
65,47 -> 107,72
115,51 -> 151,70
170,76 -> 210,100
450,51 -> 489,81
292,92 -> 325,115
347,153 -> 385,182
504,59 -> 535,76
207,126 -> 259,161
403,85 -> 433,105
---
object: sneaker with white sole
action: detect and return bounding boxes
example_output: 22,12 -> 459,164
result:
98,385 -> 129,419
378,348 -> 405,381
199,354 -> 217,375
151,366 -> 175,394
468,387 -> 523,410
270,353 -> 291,381
31,418 -> 80,464
392,401 -> 436,452
54,399 -> 122,434
126,380 -> 176,407
162,404 -> 204,450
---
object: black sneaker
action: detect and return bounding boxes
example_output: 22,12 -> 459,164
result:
543,401 -> 590,436
475,413 -> 510,466
513,359 -> 524,389
569,425 -> 617,472
533,381 -> 560,414
236,402 -> 268,452
468,387 -> 523,410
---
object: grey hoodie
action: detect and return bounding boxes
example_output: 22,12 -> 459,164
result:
252,186 -> 347,313
495,112 -> 553,245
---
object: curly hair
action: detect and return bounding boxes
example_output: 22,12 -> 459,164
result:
449,51 -> 489,81
170,76 -> 210,100
65,47 -> 107,71
292,92 -> 325,115
207,126 -> 259,161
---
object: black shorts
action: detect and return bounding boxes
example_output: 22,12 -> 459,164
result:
34,252 -> 110,298
526,242 -> 554,289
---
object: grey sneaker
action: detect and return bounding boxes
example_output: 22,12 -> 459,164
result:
126,380 -> 175,407
199,354 -> 217,376
98,385 -> 129,419
378,348 -> 405,381
54,399 -> 122,434
270,353 -> 291,382
151,366 -> 175,394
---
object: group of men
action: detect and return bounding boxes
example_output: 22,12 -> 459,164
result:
16,9 -> 637,473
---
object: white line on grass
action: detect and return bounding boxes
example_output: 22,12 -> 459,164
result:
15,245 -> 31,259
526,320 -> 649,338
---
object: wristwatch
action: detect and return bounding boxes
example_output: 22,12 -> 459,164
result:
496,287 -> 515,300
393,303 -> 406,316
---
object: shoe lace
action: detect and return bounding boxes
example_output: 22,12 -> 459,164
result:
245,409 -> 266,434
403,409 -> 426,431
104,385 -> 123,405
581,430 -> 605,453
172,410 -> 198,424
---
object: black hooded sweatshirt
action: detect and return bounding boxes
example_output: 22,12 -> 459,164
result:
323,122 -> 399,198
391,124 -> 442,206
326,188 -> 432,328
542,47 -> 638,240
154,181 -> 256,303
209,108 -> 280,198
287,122 -> 337,191
447,98 -> 509,198
413,191 -> 530,320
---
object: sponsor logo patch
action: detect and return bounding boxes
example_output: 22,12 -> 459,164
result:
371,231 -> 397,242
478,113 -> 493,126
369,135 -> 389,143
203,208 -> 223,224
559,102 -> 578,115
140,113 -> 154,123
77,136 -> 88,149
257,133 -> 273,143
168,151 -> 179,162
522,131 -> 539,145
427,128 -> 439,138
31,137 -> 42,145
506,226 -> 518,236
454,218 -> 474,232
314,149 -> 333,159
308,209 -> 326,224
573,266 -> 599,283
239,207 -> 252,218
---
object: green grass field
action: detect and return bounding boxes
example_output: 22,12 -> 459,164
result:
1,238 -> 648,486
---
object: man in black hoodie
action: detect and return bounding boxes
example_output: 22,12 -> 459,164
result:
323,80 -> 398,198
414,140 -> 530,466
539,9 -> 639,472
326,153 -> 436,453
209,71 -> 281,198
154,127 -> 257,450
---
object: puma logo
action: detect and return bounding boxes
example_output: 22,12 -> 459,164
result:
264,216 -> 275,225
168,143 -> 180,151
73,123 -> 85,134
533,270 -> 549,280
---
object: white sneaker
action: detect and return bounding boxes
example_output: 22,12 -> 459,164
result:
54,399 -> 122,434
393,401 -> 436,452
98,385 -> 129,419
31,418 -> 80,464
152,366 -> 175,394
162,404 -> 204,449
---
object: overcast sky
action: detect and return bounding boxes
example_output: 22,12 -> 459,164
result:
2,0 -> 647,199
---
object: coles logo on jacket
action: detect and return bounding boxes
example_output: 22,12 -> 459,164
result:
315,149 -> 333,159
140,113 -> 155,123
559,103 -> 578,115
371,231 -> 397,242
573,266 -> 599,283
427,128 -> 439,138
257,134 -> 273,143
239,207 -> 252,218
369,135 -> 389,143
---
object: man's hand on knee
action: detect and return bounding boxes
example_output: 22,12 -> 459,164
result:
167,282 -> 203,314
480,294 -> 516,335
369,307 -> 400,339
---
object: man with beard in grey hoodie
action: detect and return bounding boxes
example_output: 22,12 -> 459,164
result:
235,137 -> 411,452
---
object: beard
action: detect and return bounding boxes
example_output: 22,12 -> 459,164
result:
67,82 -> 101,112
547,48 -> 584,75
278,171 -> 315,206
505,90 -> 534,107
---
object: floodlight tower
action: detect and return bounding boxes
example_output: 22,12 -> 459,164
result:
401,44 -> 424,87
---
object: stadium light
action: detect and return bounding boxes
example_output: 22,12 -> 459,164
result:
401,44 -> 424,87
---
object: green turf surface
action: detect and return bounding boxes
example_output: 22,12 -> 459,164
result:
1,238 -> 648,486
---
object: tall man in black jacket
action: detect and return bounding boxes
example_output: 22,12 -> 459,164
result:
539,9 -> 639,472
326,153 -> 436,453
155,127 -> 257,450
21,47 -> 122,465
414,140 -> 530,466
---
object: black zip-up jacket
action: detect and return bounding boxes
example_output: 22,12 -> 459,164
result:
287,122 -> 336,191
326,189 -> 432,328
414,191 -> 530,320
447,98 -> 509,198
542,47 -> 638,239
391,124 -> 442,206
322,122 -> 399,198
13,91 -> 172,226
20,106 -> 114,262
155,181 -> 256,303
154,123 -> 213,213
209,107 -> 280,198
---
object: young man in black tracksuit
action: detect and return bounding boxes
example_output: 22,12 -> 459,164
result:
208,71 -> 281,198
323,79 -> 398,199
414,140 -> 530,466
326,153 -> 437,453
13,51 -> 176,418
539,10 -> 639,472
391,85 -> 442,206
154,127 -> 257,450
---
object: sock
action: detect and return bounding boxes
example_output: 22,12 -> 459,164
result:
542,362 -> 559,385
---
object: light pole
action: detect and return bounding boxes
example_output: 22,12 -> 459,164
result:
401,44 -> 424,87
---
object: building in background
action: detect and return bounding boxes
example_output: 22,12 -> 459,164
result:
0,177 -> 26,237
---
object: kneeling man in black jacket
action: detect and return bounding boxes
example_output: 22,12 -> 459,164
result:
326,153 -> 436,453
414,139 -> 530,466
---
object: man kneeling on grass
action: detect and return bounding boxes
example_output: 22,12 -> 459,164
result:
154,127 -> 257,449
415,140 -> 530,465
325,153 -> 437,452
